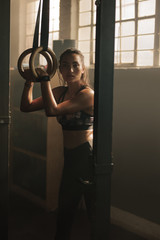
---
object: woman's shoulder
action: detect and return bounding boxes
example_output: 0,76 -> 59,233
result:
79,85 -> 94,98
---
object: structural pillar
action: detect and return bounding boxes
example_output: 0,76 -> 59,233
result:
93,0 -> 116,239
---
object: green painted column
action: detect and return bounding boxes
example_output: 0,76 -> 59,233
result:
0,0 -> 10,238
93,0 -> 115,239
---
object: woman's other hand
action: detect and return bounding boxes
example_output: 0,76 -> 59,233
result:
36,67 -> 49,77
23,68 -> 36,81
22,67 -> 48,82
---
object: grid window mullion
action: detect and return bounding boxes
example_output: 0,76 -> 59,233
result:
154,0 -> 160,66
115,0 -> 158,68
25,0 -> 60,51
134,0 -> 138,66
78,0 -> 95,66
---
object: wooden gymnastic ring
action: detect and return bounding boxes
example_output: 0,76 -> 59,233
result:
29,47 -> 57,79
17,48 -> 32,79
17,48 -> 53,80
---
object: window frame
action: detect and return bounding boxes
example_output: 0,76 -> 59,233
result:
114,0 -> 160,68
77,0 -> 160,68
25,0 -> 60,51
78,0 -> 96,67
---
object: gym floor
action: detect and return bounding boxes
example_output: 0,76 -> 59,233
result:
8,192 -> 147,240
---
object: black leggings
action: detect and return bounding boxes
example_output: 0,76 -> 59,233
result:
55,142 -> 95,240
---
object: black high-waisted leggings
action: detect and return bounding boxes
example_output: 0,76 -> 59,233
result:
55,142 -> 95,240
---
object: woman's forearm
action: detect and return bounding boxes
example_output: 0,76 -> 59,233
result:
20,81 -> 34,112
40,81 -> 58,116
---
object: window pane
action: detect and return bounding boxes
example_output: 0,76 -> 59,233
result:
121,37 -> 134,50
27,2 -> 35,13
138,18 -> 155,34
115,23 -> 120,37
121,51 -> 134,63
138,0 -> 156,17
114,38 -> 120,51
50,20 -> 54,32
93,11 -> 96,25
49,33 -> 54,48
49,19 -> 59,31
92,52 -> 95,64
26,0 -> 60,51
93,26 -> 96,40
78,27 -> 91,40
26,36 -> 33,49
49,1 -> 60,32
27,13 -> 35,24
83,53 -> 90,66
137,35 -> 154,50
79,12 -> 91,26
121,21 -> 135,36
39,55 -> 48,66
121,0 -> 135,20
93,40 -> 96,52
116,0 -> 120,21
114,52 -> 120,64
50,0 -> 60,8
78,41 -> 90,52
137,51 -> 153,66
79,0 -> 91,12
52,31 -> 59,40
50,6 -> 60,19
26,23 -> 34,35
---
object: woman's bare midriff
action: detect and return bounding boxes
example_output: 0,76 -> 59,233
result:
63,129 -> 93,149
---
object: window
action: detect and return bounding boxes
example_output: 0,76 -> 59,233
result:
24,0 -> 60,66
78,0 -> 160,68
26,0 -> 60,51
115,0 -> 160,67
78,0 -> 96,66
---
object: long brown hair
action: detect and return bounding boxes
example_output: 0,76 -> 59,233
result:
58,48 -> 89,86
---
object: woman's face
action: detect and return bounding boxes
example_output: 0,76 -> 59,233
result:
59,53 -> 84,84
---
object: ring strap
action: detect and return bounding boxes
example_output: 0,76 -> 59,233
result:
41,0 -> 49,50
33,0 -> 50,50
33,0 -> 41,49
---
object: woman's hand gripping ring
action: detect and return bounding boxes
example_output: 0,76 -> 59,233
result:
29,47 -> 57,80
17,48 -> 56,81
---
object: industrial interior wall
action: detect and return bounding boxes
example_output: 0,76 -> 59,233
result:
9,0 -> 160,226
111,67 -> 160,225
9,0 -> 78,210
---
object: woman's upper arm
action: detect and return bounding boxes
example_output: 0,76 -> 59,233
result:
21,96 -> 44,112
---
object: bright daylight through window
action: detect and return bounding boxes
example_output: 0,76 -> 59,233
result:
25,0 -> 60,65
78,0 -> 96,67
115,0 -> 160,67
25,0 -> 160,68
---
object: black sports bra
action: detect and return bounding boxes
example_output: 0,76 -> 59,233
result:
57,86 -> 94,131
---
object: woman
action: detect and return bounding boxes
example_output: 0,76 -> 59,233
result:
20,48 -> 95,240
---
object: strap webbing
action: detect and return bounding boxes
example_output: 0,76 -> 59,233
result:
32,0 -> 50,50
33,0 -> 41,49
41,0 -> 49,50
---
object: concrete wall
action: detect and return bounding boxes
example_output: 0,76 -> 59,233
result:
9,0 -> 78,210
111,68 -> 160,225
